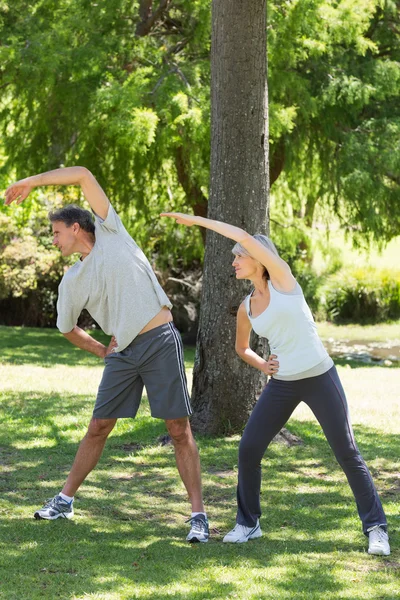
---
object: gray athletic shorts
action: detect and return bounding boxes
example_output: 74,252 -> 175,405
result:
93,323 -> 193,420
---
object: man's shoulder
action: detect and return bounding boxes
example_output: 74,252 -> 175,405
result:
59,261 -> 82,286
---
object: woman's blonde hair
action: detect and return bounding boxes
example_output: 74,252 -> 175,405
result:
231,234 -> 279,281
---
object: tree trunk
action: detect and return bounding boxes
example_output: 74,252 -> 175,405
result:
191,0 -> 269,435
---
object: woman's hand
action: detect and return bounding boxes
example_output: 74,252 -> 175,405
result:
160,212 -> 199,227
264,354 -> 279,376
5,179 -> 35,205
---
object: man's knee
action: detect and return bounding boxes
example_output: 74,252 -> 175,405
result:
165,417 -> 191,444
87,417 -> 117,439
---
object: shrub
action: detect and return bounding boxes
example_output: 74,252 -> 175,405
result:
321,267 -> 400,323
0,212 -> 66,326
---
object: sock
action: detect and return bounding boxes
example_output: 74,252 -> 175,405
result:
59,492 -> 74,503
191,511 -> 207,519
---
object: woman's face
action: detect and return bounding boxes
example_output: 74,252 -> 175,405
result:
232,254 -> 263,280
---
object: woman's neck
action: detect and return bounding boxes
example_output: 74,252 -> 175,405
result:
250,276 -> 269,295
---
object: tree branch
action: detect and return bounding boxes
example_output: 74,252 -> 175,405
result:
386,172 -> 400,186
135,0 -> 173,37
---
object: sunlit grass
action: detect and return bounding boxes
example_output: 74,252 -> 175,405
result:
316,321 -> 400,342
0,326 -> 399,600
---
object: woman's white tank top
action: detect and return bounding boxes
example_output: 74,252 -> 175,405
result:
245,280 -> 331,379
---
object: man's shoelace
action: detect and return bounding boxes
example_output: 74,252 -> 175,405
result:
185,516 -> 208,531
42,497 -> 70,512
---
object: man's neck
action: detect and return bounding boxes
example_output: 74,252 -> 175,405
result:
76,234 -> 95,260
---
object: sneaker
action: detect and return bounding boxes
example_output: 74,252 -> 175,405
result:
186,514 -> 209,543
367,525 -> 390,556
34,495 -> 74,520
223,520 -> 262,543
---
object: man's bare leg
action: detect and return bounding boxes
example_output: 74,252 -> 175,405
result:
165,417 -> 204,513
62,417 -> 117,497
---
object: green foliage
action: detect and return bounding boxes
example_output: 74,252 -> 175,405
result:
1,0 -> 399,262
322,267 -> 400,323
0,205 -> 62,298
0,0 -> 209,262
0,194 -> 67,325
268,0 -> 400,246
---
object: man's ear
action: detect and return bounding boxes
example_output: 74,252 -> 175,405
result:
72,222 -> 81,234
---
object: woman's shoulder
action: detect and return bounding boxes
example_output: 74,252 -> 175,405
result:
238,297 -> 251,315
269,277 -> 302,296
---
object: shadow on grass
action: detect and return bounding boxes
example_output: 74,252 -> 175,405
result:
2,326 -> 398,371
0,325 -> 109,367
1,386 -> 399,599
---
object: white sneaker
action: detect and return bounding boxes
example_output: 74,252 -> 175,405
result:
223,520 -> 262,543
367,525 -> 390,556
34,495 -> 74,520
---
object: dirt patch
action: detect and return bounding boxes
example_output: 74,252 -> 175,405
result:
207,468 -> 236,478
117,442 -> 145,451
273,428 -> 304,447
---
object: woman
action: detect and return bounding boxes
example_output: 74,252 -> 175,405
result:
161,211 -> 390,556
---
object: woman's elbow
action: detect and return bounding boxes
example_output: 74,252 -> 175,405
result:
235,345 -> 248,358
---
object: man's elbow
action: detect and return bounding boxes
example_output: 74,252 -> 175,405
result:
76,166 -> 93,184
62,326 -> 78,338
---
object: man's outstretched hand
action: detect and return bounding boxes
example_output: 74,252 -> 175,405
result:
5,180 -> 34,205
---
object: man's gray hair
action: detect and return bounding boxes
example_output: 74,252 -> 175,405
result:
48,204 -> 95,235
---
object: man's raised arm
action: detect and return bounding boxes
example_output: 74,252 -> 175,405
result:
4,167 -> 109,220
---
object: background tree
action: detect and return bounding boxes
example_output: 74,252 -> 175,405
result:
0,0 -> 211,260
1,0 -> 399,259
0,1 -> 399,373
190,0 -> 269,434
268,0 -> 400,246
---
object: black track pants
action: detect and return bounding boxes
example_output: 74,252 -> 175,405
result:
236,366 -> 387,534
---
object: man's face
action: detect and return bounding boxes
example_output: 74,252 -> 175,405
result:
52,221 -> 79,256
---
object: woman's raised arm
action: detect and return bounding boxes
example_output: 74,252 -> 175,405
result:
161,212 -> 296,290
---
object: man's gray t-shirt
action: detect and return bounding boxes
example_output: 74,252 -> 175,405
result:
56,203 -> 172,352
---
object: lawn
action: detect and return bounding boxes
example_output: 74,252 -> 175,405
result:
0,326 -> 399,600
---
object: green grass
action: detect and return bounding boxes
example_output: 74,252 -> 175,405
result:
0,327 -> 399,600
316,321 -> 400,343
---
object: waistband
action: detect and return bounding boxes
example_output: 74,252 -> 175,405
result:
273,355 -> 334,381
128,321 -> 176,346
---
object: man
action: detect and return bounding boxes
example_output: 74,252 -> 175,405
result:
5,166 -> 209,542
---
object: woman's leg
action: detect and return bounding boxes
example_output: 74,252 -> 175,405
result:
303,366 -> 387,534
236,378 -> 299,526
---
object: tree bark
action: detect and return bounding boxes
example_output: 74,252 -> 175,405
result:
191,0 -> 269,435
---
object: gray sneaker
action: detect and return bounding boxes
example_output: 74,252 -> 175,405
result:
34,495 -> 74,520
186,514 -> 209,543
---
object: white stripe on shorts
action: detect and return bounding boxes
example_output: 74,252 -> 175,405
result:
168,323 -> 193,415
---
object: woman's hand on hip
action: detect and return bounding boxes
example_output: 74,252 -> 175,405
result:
264,354 -> 279,376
